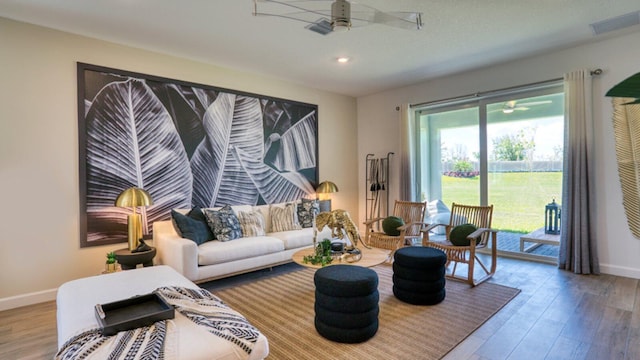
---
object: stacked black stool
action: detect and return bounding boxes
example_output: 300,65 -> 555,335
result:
393,247 -> 447,305
313,264 -> 379,343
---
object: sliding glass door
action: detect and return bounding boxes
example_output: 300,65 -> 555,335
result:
417,84 -> 564,261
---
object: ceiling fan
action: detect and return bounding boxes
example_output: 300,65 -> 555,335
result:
252,0 -> 423,35
492,100 -> 553,114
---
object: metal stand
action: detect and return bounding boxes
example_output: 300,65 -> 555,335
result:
365,152 -> 393,230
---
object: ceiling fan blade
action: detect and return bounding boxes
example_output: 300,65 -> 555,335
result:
253,0 -> 423,32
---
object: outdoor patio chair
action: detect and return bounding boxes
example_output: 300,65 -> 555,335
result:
363,200 -> 427,260
422,203 -> 497,286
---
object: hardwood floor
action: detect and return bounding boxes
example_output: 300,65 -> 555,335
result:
2,257 -> 639,359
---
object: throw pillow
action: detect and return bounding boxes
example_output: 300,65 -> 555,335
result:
382,216 -> 405,236
297,198 -> 319,228
449,223 -> 479,246
171,209 -> 211,245
270,202 -> 302,232
203,205 -> 242,242
237,210 -> 266,237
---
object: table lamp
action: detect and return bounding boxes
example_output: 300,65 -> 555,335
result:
316,181 -> 338,212
115,187 -> 153,251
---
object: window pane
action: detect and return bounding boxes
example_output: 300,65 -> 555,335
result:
486,93 -> 564,233
419,107 -> 479,205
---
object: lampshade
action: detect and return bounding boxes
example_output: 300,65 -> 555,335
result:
115,187 -> 153,207
316,181 -> 339,194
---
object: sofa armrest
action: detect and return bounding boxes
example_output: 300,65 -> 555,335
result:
153,220 -> 199,281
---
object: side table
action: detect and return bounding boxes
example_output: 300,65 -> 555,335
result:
114,247 -> 156,270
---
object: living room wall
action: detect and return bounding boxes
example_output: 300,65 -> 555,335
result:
0,17 -> 358,310
357,29 -> 640,279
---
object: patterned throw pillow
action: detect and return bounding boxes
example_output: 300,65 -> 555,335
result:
237,210 -> 266,237
203,205 -> 242,242
297,198 -> 319,228
270,203 -> 302,232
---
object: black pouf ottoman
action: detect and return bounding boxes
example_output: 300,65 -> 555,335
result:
314,265 -> 379,343
393,247 -> 447,305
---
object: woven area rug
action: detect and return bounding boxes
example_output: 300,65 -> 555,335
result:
214,264 -> 520,360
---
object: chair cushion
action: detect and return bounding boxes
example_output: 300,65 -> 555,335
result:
382,216 -> 405,236
449,223 -> 479,246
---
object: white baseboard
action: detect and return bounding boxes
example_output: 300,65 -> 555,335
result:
0,288 -> 57,311
600,263 -> 640,279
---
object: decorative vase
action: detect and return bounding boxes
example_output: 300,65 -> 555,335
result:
105,262 -> 117,273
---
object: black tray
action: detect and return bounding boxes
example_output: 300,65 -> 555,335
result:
95,293 -> 174,336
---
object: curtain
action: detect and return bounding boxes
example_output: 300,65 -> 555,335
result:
399,104 -> 417,201
558,69 -> 599,274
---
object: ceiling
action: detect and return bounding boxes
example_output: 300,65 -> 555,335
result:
1,0 -> 640,97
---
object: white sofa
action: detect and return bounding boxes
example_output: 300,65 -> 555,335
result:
154,203 -> 333,283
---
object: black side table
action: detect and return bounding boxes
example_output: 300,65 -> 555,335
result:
114,247 -> 156,270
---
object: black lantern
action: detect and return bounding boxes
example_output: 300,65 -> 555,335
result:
545,198 -> 561,235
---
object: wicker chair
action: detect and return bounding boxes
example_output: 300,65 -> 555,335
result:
422,203 -> 497,286
363,200 -> 427,260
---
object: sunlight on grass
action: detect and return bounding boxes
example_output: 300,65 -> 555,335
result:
441,172 -> 562,233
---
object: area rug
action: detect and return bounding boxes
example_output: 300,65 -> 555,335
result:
214,264 -> 520,360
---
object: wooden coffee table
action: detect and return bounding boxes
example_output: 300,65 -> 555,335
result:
292,245 -> 389,269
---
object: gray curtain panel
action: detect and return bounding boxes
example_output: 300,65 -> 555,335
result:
558,69 -> 600,274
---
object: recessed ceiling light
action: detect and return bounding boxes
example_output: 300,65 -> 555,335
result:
336,57 -> 350,63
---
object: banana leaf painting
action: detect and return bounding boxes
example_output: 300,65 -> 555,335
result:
78,63 -> 318,247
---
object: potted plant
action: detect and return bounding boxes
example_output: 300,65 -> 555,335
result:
302,239 -> 333,266
105,251 -> 117,272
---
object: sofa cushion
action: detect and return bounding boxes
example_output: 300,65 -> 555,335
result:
197,236 -> 285,266
203,205 -> 242,242
297,198 -> 319,228
270,202 -> 302,232
269,226 -> 336,250
237,210 -> 266,237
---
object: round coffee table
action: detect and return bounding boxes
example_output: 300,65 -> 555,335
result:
292,245 -> 388,269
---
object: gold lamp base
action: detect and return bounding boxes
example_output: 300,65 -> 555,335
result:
127,213 -> 143,251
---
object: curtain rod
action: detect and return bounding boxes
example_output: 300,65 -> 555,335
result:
405,68 -> 603,110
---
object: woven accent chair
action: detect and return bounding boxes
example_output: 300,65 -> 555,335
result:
363,200 -> 427,260
422,203 -> 497,286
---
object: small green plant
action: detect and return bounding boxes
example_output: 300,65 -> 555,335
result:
303,239 -> 333,266
453,160 -> 474,172
106,252 -> 116,264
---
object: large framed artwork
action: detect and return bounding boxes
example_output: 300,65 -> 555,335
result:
78,63 -> 318,247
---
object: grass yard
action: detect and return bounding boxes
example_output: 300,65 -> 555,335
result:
441,172 -> 562,233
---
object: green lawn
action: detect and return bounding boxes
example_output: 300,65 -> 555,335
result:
441,172 -> 562,233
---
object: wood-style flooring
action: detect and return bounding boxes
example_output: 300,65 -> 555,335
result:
2,256 -> 639,359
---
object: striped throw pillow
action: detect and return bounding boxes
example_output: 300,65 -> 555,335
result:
270,203 -> 302,232
237,210 -> 266,237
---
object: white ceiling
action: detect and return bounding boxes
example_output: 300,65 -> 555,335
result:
1,0 -> 640,97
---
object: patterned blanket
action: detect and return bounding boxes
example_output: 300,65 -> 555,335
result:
55,286 -> 261,360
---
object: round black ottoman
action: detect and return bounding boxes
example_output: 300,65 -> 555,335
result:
393,247 -> 447,305
314,265 -> 379,343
